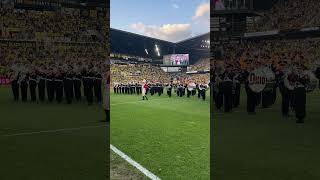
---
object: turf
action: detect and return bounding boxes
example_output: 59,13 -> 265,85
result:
111,151 -> 148,180
110,91 -> 210,179
213,88 -> 320,180
0,87 -> 108,180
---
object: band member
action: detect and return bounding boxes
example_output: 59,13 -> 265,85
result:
104,72 -> 110,122
136,83 -> 141,94
315,66 -> 320,89
94,73 -> 102,103
46,71 -> 55,102
261,68 -> 275,108
157,83 -> 162,96
294,72 -> 308,123
130,82 -> 135,95
187,81 -> 196,98
29,72 -> 37,102
82,68 -> 88,99
85,74 -> 94,105
121,83 -> 125,94
55,72 -> 64,104
11,71 -> 20,101
167,83 -> 172,97
150,84 -> 155,96
177,83 -> 184,97
281,71 -> 295,117
20,73 -> 28,102
223,74 -> 233,112
199,83 -> 207,101
233,73 -> 241,108
38,71 -> 46,102
142,80 -> 149,100
73,72 -> 82,101
113,84 -> 117,93
214,74 -> 223,110
64,72 -> 74,104
245,71 -> 256,114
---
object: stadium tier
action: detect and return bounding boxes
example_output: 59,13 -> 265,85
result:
212,0 -> 320,36
0,1 -> 108,88
110,28 -> 210,64
110,28 -> 210,86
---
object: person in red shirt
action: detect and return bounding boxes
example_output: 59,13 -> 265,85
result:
142,79 -> 149,100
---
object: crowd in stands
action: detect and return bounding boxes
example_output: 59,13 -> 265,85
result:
111,61 -> 210,85
214,37 -> 320,72
189,58 -> 210,71
0,6 -> 107,81
111,63 -> 171,83
179,74 -> 210,84
253,0 -> 320,32
0,42 -> 106,78
0,8 -> 102,42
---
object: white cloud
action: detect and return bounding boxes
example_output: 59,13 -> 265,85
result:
172,3 -> 179,9
131,22 -> 192,42
192,2 -> 210,29
192,2 -> 210,20
129,1 -> 209,42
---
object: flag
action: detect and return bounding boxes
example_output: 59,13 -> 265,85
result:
214,0 -> 225,10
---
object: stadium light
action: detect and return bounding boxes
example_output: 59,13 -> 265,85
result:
155,44 -> 160,56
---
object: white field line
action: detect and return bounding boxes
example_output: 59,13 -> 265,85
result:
1,98 -> 166,138
2,125 -> 105,137
110,144 -> 161,180
3,98 -> 166,179
1,98 -> 160,137
111,95 -> 209,106
110,97 -> 167,106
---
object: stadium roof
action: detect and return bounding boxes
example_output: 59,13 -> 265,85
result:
110,28 -> 210,64
111,28 -> 173,44
176,32 -> 210,44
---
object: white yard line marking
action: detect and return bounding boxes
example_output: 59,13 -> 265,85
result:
2,125 -> 105,137
110,144 -> 161,180
111,98 -> 167,106
111,95 -> 208,106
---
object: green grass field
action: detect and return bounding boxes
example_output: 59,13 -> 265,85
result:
111,151 -> 148,179
0,87 -> 108,180
213,88 -> 320,180
111,91 -> 210,179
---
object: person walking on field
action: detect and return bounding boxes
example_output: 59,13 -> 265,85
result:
142,79 -> 149,100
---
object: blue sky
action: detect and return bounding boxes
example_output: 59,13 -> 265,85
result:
111,0 -> 210,42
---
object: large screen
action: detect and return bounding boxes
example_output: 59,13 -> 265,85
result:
163,54 -> 189,66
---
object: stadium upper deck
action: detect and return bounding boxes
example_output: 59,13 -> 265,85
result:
110,28 -> 210,65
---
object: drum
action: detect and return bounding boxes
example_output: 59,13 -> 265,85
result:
262,67 -> 275,91
248,67 -> 267,93
188,82 -> 196,91
304,70 -> 318,92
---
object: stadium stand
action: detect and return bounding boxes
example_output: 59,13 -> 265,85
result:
0,1 -> 107,81
110,29 -> 210,85
217,37 -> 320,71
258,0 -> 320,31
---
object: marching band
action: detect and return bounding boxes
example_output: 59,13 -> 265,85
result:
9,64 -> 104,105
212,64 -> 319,123
113,79 -> 209,101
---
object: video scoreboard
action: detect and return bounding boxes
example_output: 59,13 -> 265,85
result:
163,54 -> 189,66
